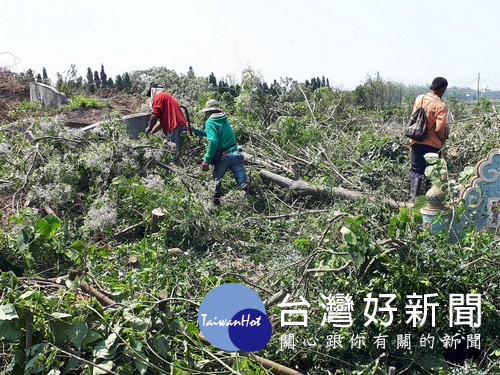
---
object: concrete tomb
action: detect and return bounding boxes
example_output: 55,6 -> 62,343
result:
30,83 -> 70,109
82,112 -> 150,139
420,148 -> 500,238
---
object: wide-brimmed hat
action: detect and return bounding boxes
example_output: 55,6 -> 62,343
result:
146,82 -> 164,97
200,99 -> 222,113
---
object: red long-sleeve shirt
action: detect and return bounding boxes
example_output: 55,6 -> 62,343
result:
151,92 -> 186,134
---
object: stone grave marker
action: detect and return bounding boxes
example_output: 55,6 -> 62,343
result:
461,149 -> 500,232
30,83 -> 69,109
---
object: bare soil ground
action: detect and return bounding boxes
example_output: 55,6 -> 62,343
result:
0,70 -> 30,123
62,93 -> 147,127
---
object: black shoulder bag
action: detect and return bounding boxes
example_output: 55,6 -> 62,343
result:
404,96 -> 428,141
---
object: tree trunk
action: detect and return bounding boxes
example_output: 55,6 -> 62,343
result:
259,169 -> 407,210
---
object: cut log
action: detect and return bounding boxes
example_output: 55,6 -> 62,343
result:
259,169 -> 408,210
80,281 -> 115,307
264,290 -> 287,308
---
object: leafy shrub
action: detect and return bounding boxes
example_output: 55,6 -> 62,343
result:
66,95 -> 109,110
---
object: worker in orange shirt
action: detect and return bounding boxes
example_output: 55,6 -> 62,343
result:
410,77 -> 449,199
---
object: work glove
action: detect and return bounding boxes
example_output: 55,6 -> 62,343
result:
145,127 -> 151,137
201,161 -> 209,172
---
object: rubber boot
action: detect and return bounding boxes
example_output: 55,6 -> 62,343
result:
240,183 -> 249,196
213,181 -> 223,205
410,177 -> 423,200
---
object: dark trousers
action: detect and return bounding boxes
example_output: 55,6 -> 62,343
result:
410,144 -> 440,179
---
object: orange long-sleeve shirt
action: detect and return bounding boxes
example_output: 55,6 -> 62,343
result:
410,92 -> 448,149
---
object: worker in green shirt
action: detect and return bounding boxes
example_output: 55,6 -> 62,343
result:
191,99 -> 248,205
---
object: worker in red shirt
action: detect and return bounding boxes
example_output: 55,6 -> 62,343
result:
145,83 -> 187,152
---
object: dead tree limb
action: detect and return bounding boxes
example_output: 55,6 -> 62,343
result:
259,169 -> 408,210
298,84 -> 317,126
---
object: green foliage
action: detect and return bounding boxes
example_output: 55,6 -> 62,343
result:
424,152 -> 448,188
353,73 -> 405,110
66,95 -> 109,110
472,97 -> 493,115
7,101 -> 47,119
55,64 -> 86,97
277,116 -> 321,146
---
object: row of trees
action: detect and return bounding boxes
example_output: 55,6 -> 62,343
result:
83,65 -> 133,93
19,64 -> 497,110
20,65 -> 134,96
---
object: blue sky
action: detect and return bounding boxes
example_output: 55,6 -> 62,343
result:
1,0 -> 499,89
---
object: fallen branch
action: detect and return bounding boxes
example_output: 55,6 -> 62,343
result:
236,209 -> 329,227
11,144 -> 39,210
305,260 -> 352,275
115,220 -> 146,237
198,333 -> 302,375
376,238 -> 409,248
218,272 -> 272,294
32,136 -> 89,145
242,151 -> 294,174
47,342 -> 120,375
298,84 -> 317,126
360,248 -> 399,281
459,257 -> 500,270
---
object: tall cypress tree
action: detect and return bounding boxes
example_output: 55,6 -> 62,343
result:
208,72 -> 217,87
100,64 -> 107,88
86,68 -> 95,93
42,67 -> 50,85
310,77 -> 318,91
115,75 -> 123,91
94,71 -> 101,90
122,73 -> 132,92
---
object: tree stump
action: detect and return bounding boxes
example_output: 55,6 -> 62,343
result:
151,208 -> 168,233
